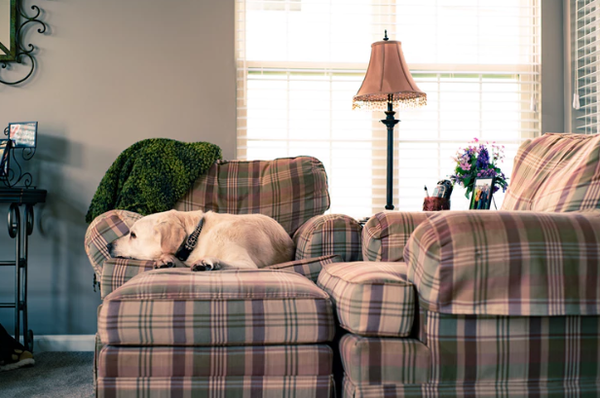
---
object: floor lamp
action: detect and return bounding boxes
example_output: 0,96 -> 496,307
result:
353,32 -> 427,210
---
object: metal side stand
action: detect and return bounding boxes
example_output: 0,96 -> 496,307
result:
0,188 -> 46,352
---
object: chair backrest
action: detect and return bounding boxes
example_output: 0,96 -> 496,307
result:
174,156 -> 330,235
501,133 -> 600,212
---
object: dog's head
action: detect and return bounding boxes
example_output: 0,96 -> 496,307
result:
110,210 -> 196,260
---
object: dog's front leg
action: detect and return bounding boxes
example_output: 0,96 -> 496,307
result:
155,254 -> 187,269
190,257 -> 258,272
190,257 -> 222,272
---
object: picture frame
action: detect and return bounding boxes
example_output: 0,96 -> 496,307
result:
0,139 -> 11,177
469,177 -> 494,210
8,121 -> 37,148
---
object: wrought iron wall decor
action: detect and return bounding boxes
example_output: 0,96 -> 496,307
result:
0,0 -> 47,85
1,124 -> 37,188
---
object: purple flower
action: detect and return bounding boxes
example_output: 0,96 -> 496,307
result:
476,146 -> 490,169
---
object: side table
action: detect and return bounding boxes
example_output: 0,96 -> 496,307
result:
0,188 -> 47,352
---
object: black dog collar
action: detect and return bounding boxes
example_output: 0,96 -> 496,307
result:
175,217 -> 204,261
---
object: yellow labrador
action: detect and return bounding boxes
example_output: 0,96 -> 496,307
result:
110,210 -> 294,271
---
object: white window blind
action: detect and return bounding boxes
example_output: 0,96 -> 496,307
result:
236,0 -> 541,218
573,0 -> 599,134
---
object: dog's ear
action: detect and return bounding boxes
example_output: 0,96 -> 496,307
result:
157,222 -> 187,255
172,210 -> 204,234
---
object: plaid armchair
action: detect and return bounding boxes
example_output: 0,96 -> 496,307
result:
85,156 -> 362,397
319,133 -> 600,397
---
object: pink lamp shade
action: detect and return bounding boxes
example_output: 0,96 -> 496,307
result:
353,40 -> 427,110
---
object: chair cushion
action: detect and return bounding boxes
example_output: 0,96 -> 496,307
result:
98,268 -> 335,346
339,334 -> 430,385
173,157 -> 330,236
502,133 -> 600,212
317,262 -> 416,337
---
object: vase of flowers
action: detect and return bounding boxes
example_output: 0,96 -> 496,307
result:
450,138 -> 508,198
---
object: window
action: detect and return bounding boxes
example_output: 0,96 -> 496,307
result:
572,0 -> 599,134
236,0 -> 541,218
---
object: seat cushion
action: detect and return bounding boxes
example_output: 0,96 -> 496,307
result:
317,262 -> 416,337
340,334 -> 430,385
98,344 -> 333,377
98,268 -> 335,346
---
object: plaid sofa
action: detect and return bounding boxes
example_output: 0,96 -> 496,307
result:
318,133 -> 600,397
85,156 -> 362,397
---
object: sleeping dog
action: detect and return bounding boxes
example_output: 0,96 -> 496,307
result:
109,209 -> 295,271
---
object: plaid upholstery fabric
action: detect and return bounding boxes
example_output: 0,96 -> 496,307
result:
85,210 -> 142,277
340,334 -> 430,385
98,268 -> 335,346
294,214 -> 362,262
101,256 -> 340,298
98,344 -> 332,377
318,262 -> 416,337
502,133 -> 600,212
362,212 -> 434,262
264,255 -> 342,283
421,310 -> 600,384
100,258 -> 156,299
173,157 -> 330,236
342,376 -> 600,398
98,376 -> 334,398
404,210 -> 600,316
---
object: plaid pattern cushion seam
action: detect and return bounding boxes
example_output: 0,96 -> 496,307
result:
318,262 -> 416,337
98,344 -> 333,377
264,254 -> 343,283
339,334 -> 431,385
294,214 -> 363,262
405,210 -> 600,316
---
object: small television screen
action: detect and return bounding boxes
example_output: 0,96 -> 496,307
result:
8,121 -> 37,148
0,139 -> 11,177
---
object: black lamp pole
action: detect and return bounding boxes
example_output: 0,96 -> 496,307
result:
381,93 -> 399,210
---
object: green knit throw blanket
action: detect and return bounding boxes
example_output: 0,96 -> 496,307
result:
85,138 -> 222,223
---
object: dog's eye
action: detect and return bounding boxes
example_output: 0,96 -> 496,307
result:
130,232 -> 137,239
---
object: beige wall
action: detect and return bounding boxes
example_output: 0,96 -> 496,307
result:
0,0 -> 235,334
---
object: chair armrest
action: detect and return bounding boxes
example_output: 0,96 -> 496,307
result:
84,209 -> 143,278
100,258 -> 156,298
404,210 -> 600,316
263,254 -> 342,283
293,214 -> 362,261
362,211 -> 437,262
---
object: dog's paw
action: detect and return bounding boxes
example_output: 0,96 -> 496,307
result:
191,258 -> 222,272
155,254 -> 178,269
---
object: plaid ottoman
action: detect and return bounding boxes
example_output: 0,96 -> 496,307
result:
96,268 -> 336,397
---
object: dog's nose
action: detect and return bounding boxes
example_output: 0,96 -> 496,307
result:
107,242 -> 114,257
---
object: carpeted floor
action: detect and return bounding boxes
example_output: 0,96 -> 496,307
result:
0,351 -> 94,398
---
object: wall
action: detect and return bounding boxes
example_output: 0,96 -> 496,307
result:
0,0 -> 236,335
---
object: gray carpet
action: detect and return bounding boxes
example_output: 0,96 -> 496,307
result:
0,351 -> 94,398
